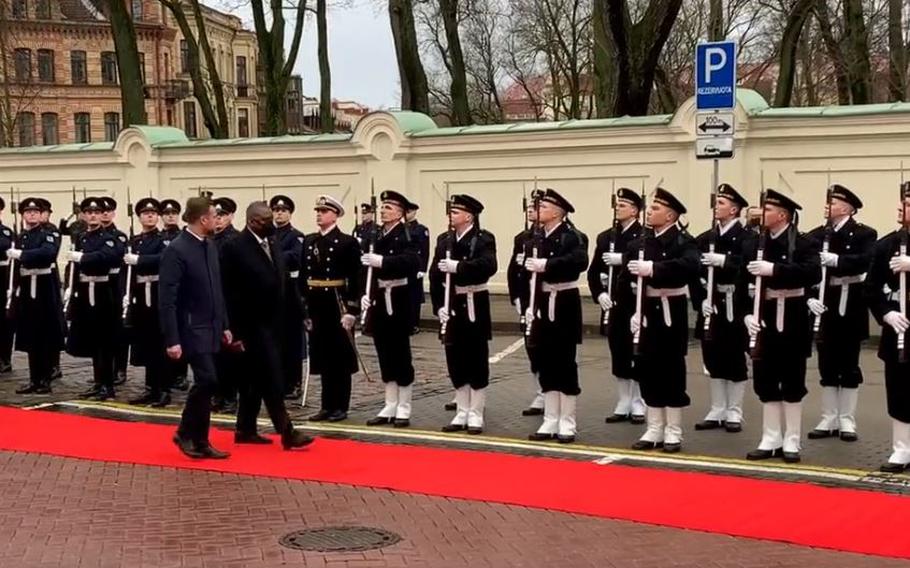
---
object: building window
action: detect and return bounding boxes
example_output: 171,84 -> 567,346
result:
180,40 -> 190,73
131,0 -> 142,21
101,52 -> 118,85
41,113 -> 58,145
12,0 -> 26,18
36,0 -> 50,18
183,101 -> 196,138
104,112 -> 120,141
238,108 -> 249,137
236,56 -> 248,97
17,112 -> 35,146
14,49 -> 30,81
138,52 -> 146,85
71,51 -> 87,85
74,113 -> 91,143
37,49 -> 54,82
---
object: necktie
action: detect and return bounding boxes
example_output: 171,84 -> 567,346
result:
262,239 -> 273,263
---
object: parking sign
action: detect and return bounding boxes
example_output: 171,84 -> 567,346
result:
696,41 -> 737,110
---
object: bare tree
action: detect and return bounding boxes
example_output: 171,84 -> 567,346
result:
843,0 -> 873,103
887,0 -> 907,100
774,0 -> 815,107
814,0 -> 852,104
390,0 -> 430,113
0,0 -> 45,146
708,0 -> 723,40
439,0 -> 471,124
461,0 -> 505,123
106,0 -> 147,127
316,0 -> 333,132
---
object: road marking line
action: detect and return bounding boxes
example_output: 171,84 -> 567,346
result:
489,338 -> 524,365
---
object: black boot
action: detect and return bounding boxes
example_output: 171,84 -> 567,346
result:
79,384 -> 103,398
114,370 -> 127,386
90,386 -> 115,401
129,389 -> 156,406
149,392 -> 171,408
15,383 -> 41,394
32,381 -> 52,394
50,366 -> 62,381
281,426 -> 315,450
172,375 -> 189,391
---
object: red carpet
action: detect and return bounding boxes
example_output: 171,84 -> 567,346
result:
0,406 -> 908,559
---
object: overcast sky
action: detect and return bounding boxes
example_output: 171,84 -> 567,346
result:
215,0 -> 401,110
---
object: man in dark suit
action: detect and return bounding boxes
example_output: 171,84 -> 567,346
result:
159,197 -> 232,459
220,201 -> 314,450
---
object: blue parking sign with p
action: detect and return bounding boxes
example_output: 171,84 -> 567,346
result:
696,41 -> 736,110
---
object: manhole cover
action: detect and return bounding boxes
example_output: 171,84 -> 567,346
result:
279,526 -> 402,552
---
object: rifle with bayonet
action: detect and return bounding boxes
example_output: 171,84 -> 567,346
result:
5,188 -> 17,316
525,178 -> 542,345
440,184 -> 455,345
122,187 -> 134,323
360,180 -> 378,327
899,174 -> 909,363
749,189 -> 768,360
813,178 -> 834,340
603,182 -> 619,328
632,181 -> 648,356
703,184 -> 719,339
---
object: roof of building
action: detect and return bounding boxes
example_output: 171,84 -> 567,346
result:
58,0 -> 106,22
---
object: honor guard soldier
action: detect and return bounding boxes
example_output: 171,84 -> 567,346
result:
623,188 -> 699,453
405,202 -> 430,333
66,197 -> 125,400
353,203 -> 375,247
99,197 -> 129,385
867,182 -> 910,472
270,194 -> 307,399
804,185 -> 876,442
692,184 -> 753,433
40,204 -> 64,382
743,190 -> 821,463
8,198 -> 65,394
302,195 -> 363,422
587,187 -> 645,425
525,189 -> 589,444
124,198 -> 171,407
431,194 -> 497,434
159,198 -> 188,391
0,197 -> 14,374
211,197 -> 241,414
361,190 -> 421,427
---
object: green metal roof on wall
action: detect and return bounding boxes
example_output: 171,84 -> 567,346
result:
410,113 -> 673,138
130,125 -> 188,147
753,100 -> 910,118
155,132 -> 352,148
0,141 -> 114,154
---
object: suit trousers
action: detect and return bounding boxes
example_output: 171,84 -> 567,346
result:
236,337 -> 292,436
320,371 -> 352,413
177,352 -> 218,444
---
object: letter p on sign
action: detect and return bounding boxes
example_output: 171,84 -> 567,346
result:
696,40 -> 737,111
704,48 -> 726,83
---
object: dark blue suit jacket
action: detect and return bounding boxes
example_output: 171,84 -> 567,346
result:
158,229 -> 228,356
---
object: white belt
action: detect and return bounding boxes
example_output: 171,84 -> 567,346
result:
0,260 -> 8,267
828,273 -> 866,317
20,267 -> 52,299
765,287 -> 805,332
716,283 -> 736,322
454,283 -> 489,323
645,285 -> 689,327
289,270 -> 300,279
136,274 -> 159,308
377,277 -> 408,315
79,274 -> 111,307
541,281 -> 578,322
109,268 -> 121,275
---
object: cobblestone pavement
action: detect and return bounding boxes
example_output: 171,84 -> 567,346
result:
1,451 -> 906,568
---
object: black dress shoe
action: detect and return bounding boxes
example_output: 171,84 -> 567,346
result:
196,443 -> 230,459
15,383 -> 40,394
50,366 -> 62,381
366,416 -> 392,426
605,414 -> 629,424
746,448 -> 782,460
807,428 -> 838,439
307,410 -> 330,422
284,388 -> 302,401
172,376 -> 189,391
129,390 -> 156,406
631,440 -> 664,451
172,434 -> 204,459
282,429 -> 315,450
326,411 -> 348,422
441,423 -> 466,433
467,426 -> 483,435
839,431 -> 858,442
149,392 -> 171,408
90,386 -> 115,401
79,385 -> 103,398
0,361 -> 12,374
880,462 -> 908,474
694,420 -> 723,431
528,432 -> 556,441
557,435 -> 575,444
114,371 -> 127,386
782,451 -> 801,463
725,422 -> 742,433
235,432 -> 273,444
630,414 -> 646,425
393,418 -> 410,428
662,443 -> 682,453
33,383 -> 52,394
444,402 -> 457,411
221,401 -> 238,415
521,407 -> 544,416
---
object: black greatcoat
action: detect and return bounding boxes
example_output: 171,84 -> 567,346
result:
0,222 -> 14,362
66,228 -> 121,357
274,223 -> 306,393
587,220 -> 643,379
13,224 -> 65,353
429,225 -> 498,390
127,229 -> 167,366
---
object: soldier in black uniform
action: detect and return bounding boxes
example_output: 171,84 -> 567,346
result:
353,203 -> 375,247
804,185 -> 876,442
66,198 -> 124,400
362,191 -> 421,427
692,184 -> 753,433
742,189 -> 821,463
40,204 -> 64,381
620,188 -> 699,453
8,198 -> 65,394
430,194 -> 497,434
524,189 -> 588,444
867,183 -> 910,472
0,197 -> 14,374
211,197 -> 241,414
124,198 -> 171,407
270,195 -> 307,400
159,199 -> 188,391
587,187 -> 645,425
100,197 -> 129,386
301,195 -> 362,422
405,202 -> 430,334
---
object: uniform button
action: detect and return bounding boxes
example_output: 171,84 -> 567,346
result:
329,247 -> 334,252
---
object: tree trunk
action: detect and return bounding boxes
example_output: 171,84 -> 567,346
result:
653,65 -> 676,113
250,0 -> 306,135
605,0 -> 683,117
439,0 -> 471,125
888,0 -> 907,101
188,0 -> 229,134
813,0 -> 851,105
317,0 -> 333,133
0,2 -> 15,146
389,0 -> 429,114
799,32 -> 818,106
842,0 -> 873,104
106,0 -> 147,127
591,0 -> 614,118
708,0 -> 724,41
773,0 -> 815,108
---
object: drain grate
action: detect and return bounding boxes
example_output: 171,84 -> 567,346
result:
279,526 -> 402,552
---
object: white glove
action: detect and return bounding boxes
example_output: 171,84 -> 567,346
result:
515,252 -> 525,266
437,258 -> 459,273
124,253 -> 139,266
820,251 -> 839,267
437,307 -> 450,325
628,260 -> 653,277
807,298 -> 827,316
63,288 -> 71,306
417,271 -> 426,279
701,299 -> 715,318
6,248 -> 21,260
361,253 -> 383,268
747,260 -> 774,276
744,314 -> 762,336
889,255 -> 910,273
360,295 -> 371,313
524,257 -> 547,272
122,296 -> 130,311
524,307 -> 535,324
884,311 -> 910,334
602,252 -> 623,266
701,252 -> 726,267
68,251 -> 83,263
341,313 -> 356,331
630,313 -> 646,335
513,299 -> 522,316
597,292 -> 613,312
